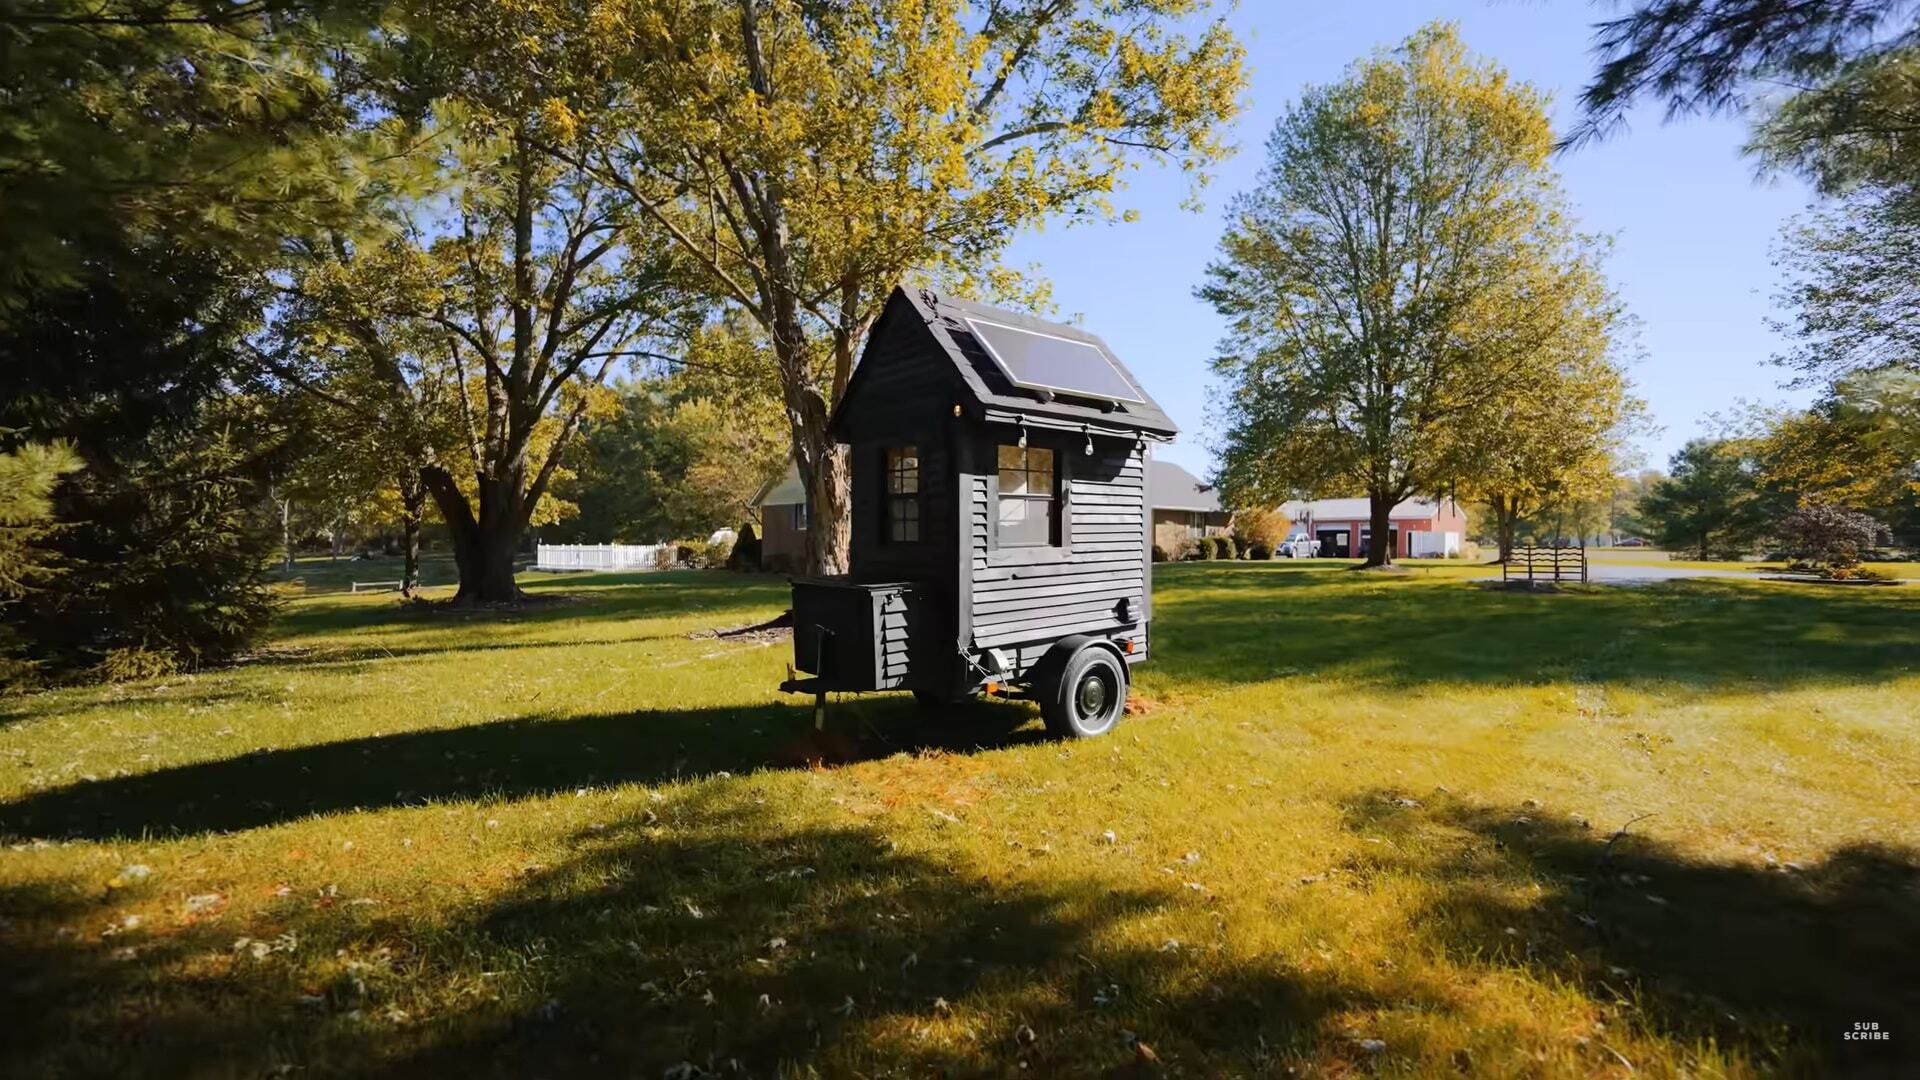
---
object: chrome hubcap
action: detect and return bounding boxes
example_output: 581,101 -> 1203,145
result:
1075,671 -> 1110,719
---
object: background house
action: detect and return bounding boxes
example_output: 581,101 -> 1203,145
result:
1148,460 -> 1231,538
754,457 -> 1233,567
1276,497 -> 1467,558
750,468 -> 809,568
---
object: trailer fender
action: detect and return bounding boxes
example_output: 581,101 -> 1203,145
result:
1024,634 -> 1130,693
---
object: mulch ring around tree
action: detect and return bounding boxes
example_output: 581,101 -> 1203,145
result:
399,592 -> 592,617
1479,579 -> 1570,594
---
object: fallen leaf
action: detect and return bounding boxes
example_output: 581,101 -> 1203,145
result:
107,864 -> 151,890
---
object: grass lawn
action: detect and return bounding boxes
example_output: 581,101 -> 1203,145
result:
271,554 -> 464,595
1586,547 -> 1920,580
3,564 -> 1917,1078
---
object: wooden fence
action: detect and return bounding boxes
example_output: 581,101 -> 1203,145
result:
1503,545 -> 1588,584
534,543 -> 667,573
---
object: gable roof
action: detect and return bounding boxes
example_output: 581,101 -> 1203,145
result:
751,463 -> 805,508
831,286 -> 1179,440
1148,460 -> 1222,513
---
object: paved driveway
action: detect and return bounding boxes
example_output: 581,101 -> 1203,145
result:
1585,562 -> 1760,585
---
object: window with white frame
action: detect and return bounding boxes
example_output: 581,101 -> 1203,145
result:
996,444 -> 1057,547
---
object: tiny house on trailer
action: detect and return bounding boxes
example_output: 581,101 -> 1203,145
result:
778,286 -> 1178,738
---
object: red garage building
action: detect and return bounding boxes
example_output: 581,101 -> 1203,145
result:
1276,497 -> 1468,559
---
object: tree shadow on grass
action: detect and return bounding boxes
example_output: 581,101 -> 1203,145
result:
1338,788 -> 1920,1075
0,698 -> 1046,842
244,631 -> 745,678
0,681 -> 267,731
1,793 -> 1396,1079
269,570 -> 792,644
1151,564 -> 1920,691
370,796 -> 1354,1078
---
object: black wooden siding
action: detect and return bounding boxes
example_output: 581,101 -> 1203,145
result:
843,314 -> 958,588
963,434 -> 1150,668
835,303 -> 961,690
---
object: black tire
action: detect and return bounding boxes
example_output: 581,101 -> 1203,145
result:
1039,645 -> 1126,739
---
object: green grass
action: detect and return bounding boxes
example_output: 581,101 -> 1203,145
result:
270,554 -> 465,595
1586,547 -> 1920,579
3,564 -> 1917,1078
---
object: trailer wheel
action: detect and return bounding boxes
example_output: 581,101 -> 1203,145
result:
1039,644 -> 1126,739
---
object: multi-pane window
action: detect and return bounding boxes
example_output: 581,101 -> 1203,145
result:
885,447 -> 920,543
790,503 -> 806,532
996,444 -> 1057,547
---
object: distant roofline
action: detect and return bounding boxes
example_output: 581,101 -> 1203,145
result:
1277,496 -> 1464,522
1147,460 -> 1223,513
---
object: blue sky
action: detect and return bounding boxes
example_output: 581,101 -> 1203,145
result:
1001,1 -> 1819,479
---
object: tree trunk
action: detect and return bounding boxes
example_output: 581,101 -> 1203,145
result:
1494,494 -> 1519,563
765,281 -> 851,576
423,468 -> 526,604
397,471 -> 426,597
281,498 -> 294,571
796,430 -> 850,577
1364,491 -> 1395,567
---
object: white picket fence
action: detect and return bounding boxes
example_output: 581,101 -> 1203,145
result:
534,543 -> 667,573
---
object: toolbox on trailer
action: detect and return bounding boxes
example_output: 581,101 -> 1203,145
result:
778,285 -> 1179,738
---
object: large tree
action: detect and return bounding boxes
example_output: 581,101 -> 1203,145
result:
1201,23 -> 1618,567
0,231 -> 296,679
1454,303 -> 1638,562
272,139 -> 693,602
1765,187 -> 1920,533
418,128 -> 694,602
564,0 -> 1245,574
270,235 -> 470,593
1571,0 -> 1920,202
1773,188 -> 1920,383
0,0 -> 376,311
1637,438 -> 1775,558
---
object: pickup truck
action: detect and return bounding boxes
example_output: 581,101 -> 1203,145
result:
1277,534 -> 1321,558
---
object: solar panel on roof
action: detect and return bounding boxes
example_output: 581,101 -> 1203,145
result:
963,316 -> 1144,404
